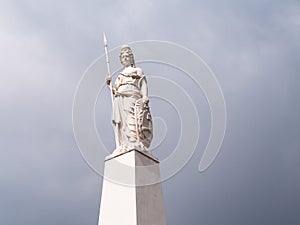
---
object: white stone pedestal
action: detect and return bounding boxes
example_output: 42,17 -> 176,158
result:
98,149 -> 167,225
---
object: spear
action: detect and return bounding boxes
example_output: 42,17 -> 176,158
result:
103,32 -> 114,103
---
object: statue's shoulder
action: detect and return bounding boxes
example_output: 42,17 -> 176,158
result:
120,67 -> 145,79
134,67 -> 144,76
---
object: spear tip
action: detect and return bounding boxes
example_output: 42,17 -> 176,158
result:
103,32 -> 107,45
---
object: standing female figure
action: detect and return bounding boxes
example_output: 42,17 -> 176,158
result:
106,45 -> 153,154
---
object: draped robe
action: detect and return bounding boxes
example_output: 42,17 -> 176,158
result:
112,66 -> 152,153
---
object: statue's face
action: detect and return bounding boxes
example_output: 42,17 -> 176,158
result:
120,51 -> 131,67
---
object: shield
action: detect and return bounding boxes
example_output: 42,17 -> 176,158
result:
134,98 -> 153,148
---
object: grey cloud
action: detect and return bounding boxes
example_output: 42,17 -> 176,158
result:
0,0 -> 300,225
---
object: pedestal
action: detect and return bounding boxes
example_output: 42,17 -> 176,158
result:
98,149 -> 167,225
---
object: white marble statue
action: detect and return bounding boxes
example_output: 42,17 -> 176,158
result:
106,45 -> 153,154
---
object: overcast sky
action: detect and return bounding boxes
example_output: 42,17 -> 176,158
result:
1,0 -> 300,225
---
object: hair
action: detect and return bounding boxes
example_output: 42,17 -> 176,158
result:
119,45 -> 135,67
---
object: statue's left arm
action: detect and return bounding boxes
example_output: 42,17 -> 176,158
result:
137,68 -> 149,103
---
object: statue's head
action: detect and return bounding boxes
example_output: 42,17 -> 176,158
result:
119,45 -> 135,67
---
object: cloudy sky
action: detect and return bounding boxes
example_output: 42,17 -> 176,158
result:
1,0 -> 300,224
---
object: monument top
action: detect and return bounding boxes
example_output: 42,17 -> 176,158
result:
105,149 -> 159,163
104,39 -> 153,157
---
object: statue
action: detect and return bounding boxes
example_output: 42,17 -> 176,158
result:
104,40 -> 153,154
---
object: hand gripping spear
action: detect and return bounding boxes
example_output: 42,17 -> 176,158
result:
103,32 -> 114,103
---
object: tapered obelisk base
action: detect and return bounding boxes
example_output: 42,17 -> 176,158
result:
98,149 -> 167,225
